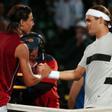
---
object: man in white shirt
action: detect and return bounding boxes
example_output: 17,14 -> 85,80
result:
38,5 -> 112,108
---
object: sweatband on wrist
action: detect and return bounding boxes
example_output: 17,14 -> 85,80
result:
48,71 -> 60,79
86,9 -> 110,21
34,74 -> 42,79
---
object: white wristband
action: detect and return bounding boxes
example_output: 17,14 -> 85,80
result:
34,74 -> 42,79
48,71 -> 60,79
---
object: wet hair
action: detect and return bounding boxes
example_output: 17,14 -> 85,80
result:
7,4 -> 32,33
91,5 -> 112,27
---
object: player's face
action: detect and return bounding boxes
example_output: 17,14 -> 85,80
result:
21,12 -> 34,34
85,15 -> 99,36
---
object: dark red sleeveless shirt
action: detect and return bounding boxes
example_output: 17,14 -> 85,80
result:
0,32 -> 21,106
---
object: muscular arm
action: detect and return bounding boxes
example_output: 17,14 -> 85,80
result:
15,43 -> 41,86
38,63 -> 85,81
59,66 -> 85,80
68,77 -> 84,109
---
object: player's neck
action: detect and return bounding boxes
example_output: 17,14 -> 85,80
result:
96,28 -> 109,39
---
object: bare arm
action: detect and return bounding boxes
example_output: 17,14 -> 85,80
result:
15,43 -> 41,86
59,66 -> 85,80
38,63 -> 85,81
68,77 -> 84,109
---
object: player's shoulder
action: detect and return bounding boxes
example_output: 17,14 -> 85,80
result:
84,41 -> 94,52
107,32 -> 112,39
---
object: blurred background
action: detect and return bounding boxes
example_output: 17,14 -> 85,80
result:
1,0 -> 112,109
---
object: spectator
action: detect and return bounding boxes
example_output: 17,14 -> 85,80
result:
27,33 -> 60,108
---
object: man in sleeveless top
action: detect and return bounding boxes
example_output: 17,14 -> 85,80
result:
0,4 -> 42,112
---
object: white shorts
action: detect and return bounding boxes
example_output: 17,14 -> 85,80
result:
0,105 -> 7,112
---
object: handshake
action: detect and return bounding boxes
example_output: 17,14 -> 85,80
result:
34,52 -> 60,80
36,63 -> 60,80
21,32 -> 60,80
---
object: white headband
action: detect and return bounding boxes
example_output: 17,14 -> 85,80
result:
86,9 -> 110,21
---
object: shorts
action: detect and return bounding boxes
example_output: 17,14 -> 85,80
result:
0,105 -> 7,112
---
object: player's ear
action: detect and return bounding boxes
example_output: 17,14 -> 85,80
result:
99,17 -> 104,24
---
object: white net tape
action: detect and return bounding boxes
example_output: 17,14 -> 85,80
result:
7,103 -> 112,112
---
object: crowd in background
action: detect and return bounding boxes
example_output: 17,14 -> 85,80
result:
1,0 -> 112,109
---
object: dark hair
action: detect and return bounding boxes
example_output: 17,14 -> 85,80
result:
7,4 -> 32,33
21,32 -> 45,53
91,5 -> 112,27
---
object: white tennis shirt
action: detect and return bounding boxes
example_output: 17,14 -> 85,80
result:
79,32 -> 112,107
